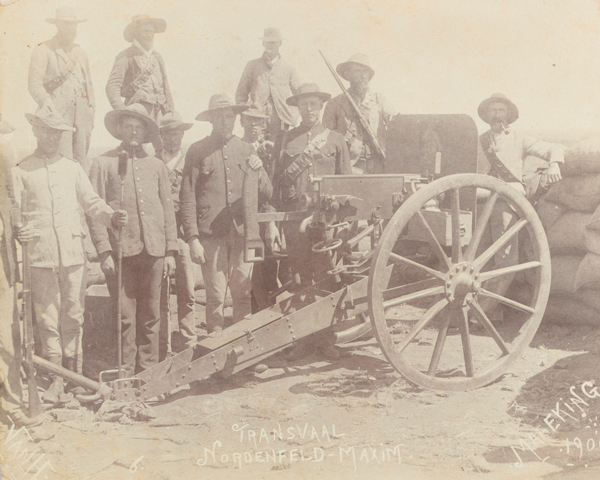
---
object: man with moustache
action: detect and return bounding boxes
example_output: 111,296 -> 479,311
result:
477,93 -> 564,323
106,14 -> 174,151
88,104 -> 177,377
156,112 -> 197,352
179,95 -> 272,335
28,6 -> 95,170
273,83 -> 352,360
12,109 -> 127,403
323,54 -> 397,174
235,28 -> 302,141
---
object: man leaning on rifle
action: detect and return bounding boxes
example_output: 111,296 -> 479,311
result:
477,93 -> 564,323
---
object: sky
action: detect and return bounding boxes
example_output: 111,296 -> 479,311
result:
2,0 -> 600,160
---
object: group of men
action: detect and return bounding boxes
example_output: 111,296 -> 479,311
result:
0,7 -> 567,428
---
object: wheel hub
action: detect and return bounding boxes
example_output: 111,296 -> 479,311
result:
444,262 -> 480,305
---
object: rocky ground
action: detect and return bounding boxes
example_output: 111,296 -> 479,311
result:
3,296 -> 600,480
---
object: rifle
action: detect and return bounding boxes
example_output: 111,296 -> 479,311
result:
319,50 -> 387,164
12,189 -> 42,417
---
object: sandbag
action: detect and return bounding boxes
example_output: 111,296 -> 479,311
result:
550,254 -> 584,293
561,137 -> 600,177
546,211 -> 591,252
544,292 -> 600,326
543,174 -> 600,213
536,198 -> 566,231
576,287 -> 600,313
574,252 -> 600,291
586,204 -> 600,232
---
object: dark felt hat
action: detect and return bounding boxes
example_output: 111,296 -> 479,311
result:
286,83 -> 331,107
104,103 -> 159,143
159,111 -> 193,132
25,107 -> 74,132
195,94 -> 249,122
124,14 -> 166,43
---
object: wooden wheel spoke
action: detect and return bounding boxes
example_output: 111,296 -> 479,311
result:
427,310 -> 451,376
389,252 -> 446,281
416,210 -> 452,271
383,278 -> 440,301
395,299 -> 447,353
464,192 -> 498,262
383,285 -> 445,309
458,306 -> 474,377
473,218 -> 528,270
450,188 -> 463,263
470,301 -> 511,355
478,288 -> 535,314
478,261 -> 542,282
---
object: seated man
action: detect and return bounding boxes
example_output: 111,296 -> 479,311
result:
477,93 -> 563,322
273,83 -> 352,359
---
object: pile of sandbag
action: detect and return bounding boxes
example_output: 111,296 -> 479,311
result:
538,138 -> 600,325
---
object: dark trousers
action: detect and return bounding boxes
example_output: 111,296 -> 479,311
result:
107,250 -> 163,377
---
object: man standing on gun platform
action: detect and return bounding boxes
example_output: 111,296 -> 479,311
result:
235,28 -> 302,141
12,109 -> 127,404
323,54 -> 397,174
28,6 -> 95,171
0,120 -> 42,428
106,14 -> 174,152
476,93 -> 564,323
89,104 -> 177,378
156,112 -> 197,353
273,83 -> 352,360
179,95 -> 273,336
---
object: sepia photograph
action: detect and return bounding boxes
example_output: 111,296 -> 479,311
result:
2,0 -> 600,478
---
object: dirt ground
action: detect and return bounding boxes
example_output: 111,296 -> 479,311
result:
3,296 -> 600,480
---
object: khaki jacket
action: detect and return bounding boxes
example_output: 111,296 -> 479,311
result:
12,153 -> 113,268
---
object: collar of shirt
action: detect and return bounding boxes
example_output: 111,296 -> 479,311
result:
133,39 -> 154,58
488,129 -> 515,152
297,121 -> 325,138
262,52 -> 280,68
119,142 -> 148,158
33,149 -> 62,164
160,149 -> 184,172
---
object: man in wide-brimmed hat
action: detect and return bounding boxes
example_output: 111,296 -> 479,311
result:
179,94 -> 272,335
272,83 -> 352,360
476,92 -> 564,323
154,112 -> 197,353
323,53 -> 397,174
235,27 -> 302,141
88,103 -> 177,377
12,108 -> 127,403
106,14 -> 173,151
28,6 -> 95,171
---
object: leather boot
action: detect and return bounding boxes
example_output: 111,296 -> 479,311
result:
41,377 -> 64,404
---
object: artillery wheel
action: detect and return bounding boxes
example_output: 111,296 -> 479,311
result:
368,174 -> 550,391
